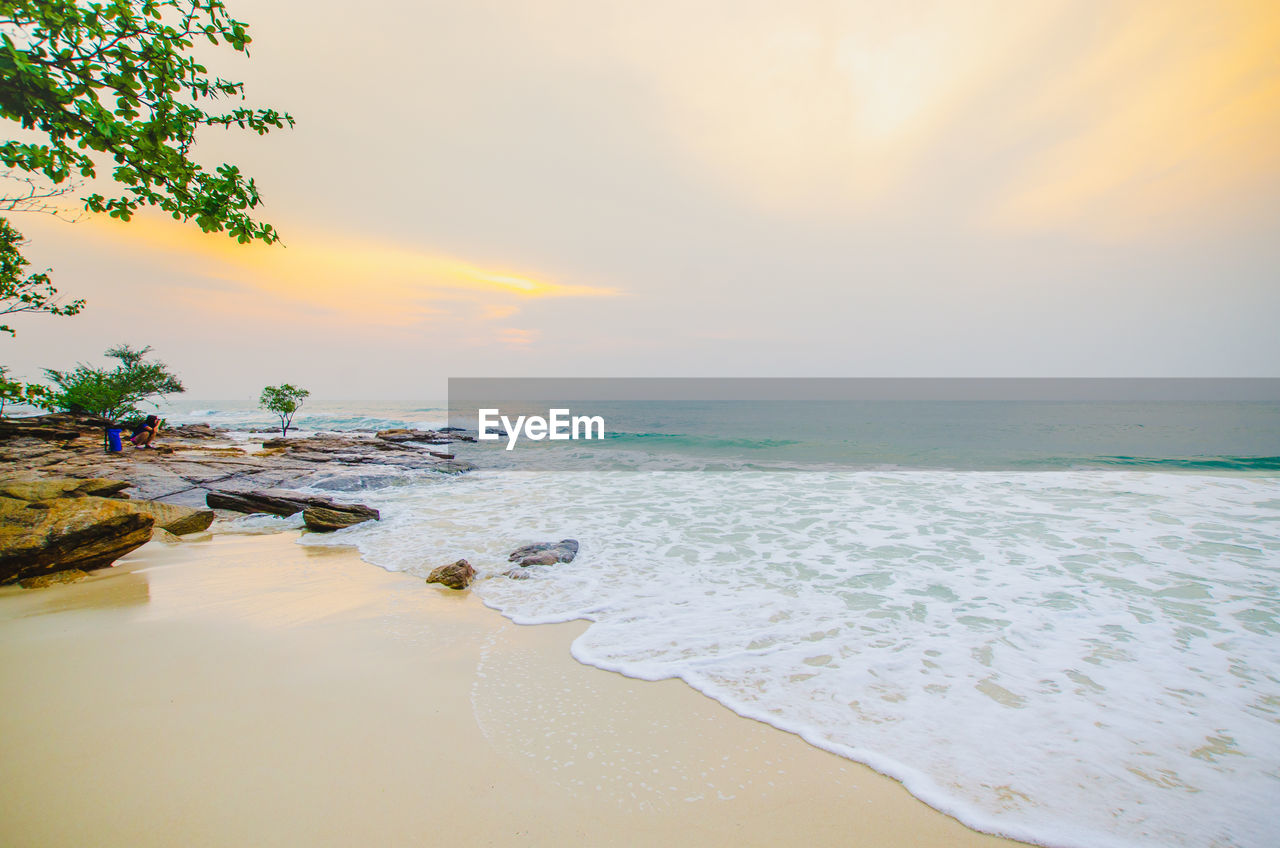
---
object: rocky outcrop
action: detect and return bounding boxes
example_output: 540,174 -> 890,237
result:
238,433 -> 477,474
376,428 -> 476,444
0,413 -> 102,441
19,569 -> 89,589
205,488 -> 327,516
0,477 -> 131,501
0,475 -> 212,536
426,559 -> 476,590
164,423 -> 222,440
1,416 -> 472,510
377,428 -> 455,444
302,505 -> 378,532
123,500 -> 215,535
0,495 -> 155,583
206,487 -> 379,523
508,539 -> 579,567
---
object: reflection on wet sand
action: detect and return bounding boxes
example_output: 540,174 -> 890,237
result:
0,566 -> 151,618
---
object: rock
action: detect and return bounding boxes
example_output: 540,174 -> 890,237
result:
165,423 -> 222,439
183,446 -> 243,456
302,505 -> 378,532
503,568 -> 531,580
123,500 -> 215,535
375,428 -> 456,445
0,417 -> 468,539
205,488 -> 317,516
151,528 -> 185,544
19,569 -> 89,589
0,478 -> 209,535
0,414 -> 96,441
425,559 -> 476,590
508,539 -> 579,567
261,438 -> 290,448
0,495 -> 155,583
208,488 -> 379,527
432,460 -> 475,475
0,477 -> 132,501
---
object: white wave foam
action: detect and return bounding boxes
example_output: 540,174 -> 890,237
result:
306,469 -> 1280,848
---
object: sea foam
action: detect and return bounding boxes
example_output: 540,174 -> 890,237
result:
305,468 -> 1279,848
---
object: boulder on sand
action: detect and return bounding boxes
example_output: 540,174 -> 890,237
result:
0,495 -> 155,584
123,500 -> 215,535
508,539 -> 579,567
302,505 -> 378,532
426,559 -> 476,590
1,476 -> 211,536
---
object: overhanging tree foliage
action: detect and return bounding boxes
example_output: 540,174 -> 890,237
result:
1,216 -> 82,334
0,0 -> 294,241
43,342 -> 183,421
0,0 -> 293,339
259,382 -> 308,437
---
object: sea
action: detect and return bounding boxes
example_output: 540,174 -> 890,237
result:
158,397 -> 1280,848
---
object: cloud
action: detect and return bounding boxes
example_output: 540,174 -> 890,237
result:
479,304 -> 520,321
497,328 -> 538,347
77,214 -> 621,329
499,0 -> 1279,237
980,0 -> 1280,238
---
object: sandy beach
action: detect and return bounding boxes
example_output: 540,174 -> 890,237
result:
0,529 -> 1029,847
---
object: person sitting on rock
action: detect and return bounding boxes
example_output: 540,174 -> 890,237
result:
129,415 -> 162,449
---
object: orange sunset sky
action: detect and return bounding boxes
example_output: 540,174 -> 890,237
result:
5,0 -> 1279,397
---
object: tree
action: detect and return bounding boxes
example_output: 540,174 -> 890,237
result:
1,217 -> 83,334
259,383 -> 308,437
0,0 -> 294,306
43,343 -> 184,421
0,364 -> 50,414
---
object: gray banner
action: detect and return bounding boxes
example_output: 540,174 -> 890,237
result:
445,378 -> 1280,472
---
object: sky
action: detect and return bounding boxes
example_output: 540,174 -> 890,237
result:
4,0 -> 1279,398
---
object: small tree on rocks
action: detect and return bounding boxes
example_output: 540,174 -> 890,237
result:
41,344 -> 183,450
260,384 -> 309,437
43,344 -> 183,421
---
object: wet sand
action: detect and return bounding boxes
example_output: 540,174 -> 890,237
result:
0,531 -> 1029,847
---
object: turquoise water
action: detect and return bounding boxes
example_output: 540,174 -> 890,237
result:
161,397 -> 1280,472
